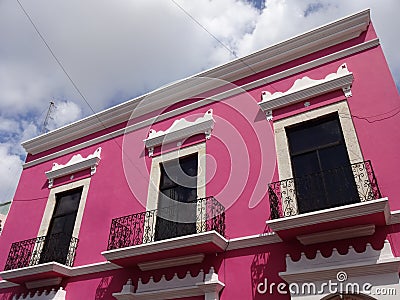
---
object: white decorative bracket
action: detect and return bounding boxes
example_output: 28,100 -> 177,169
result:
259,63 -> 354,121
144,109 -> 215,157
45,147 -> 102,188
13,287 -> 66,300
113,267 -> 224,300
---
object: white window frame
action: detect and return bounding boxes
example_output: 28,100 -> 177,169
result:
272,101 -> 364,214
37,177 -> 91,242
145,142 -> 207,241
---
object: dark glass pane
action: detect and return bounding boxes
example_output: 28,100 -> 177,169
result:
291,152 -> 319,177
54,190 -> 81,216
287,117 -> 342,154
156,154 -> 198,241
287,114 -> 359,214
319,145 -> 351,170
40,188 -> 82,265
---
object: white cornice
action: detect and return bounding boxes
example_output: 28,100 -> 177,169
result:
266,198 -> 390,232
227,232 -> 282,250
280,240 -> 400,284
45,147 -> 101,188
144,109 -> 214,157
21,10 -> 370,155
22,38 -> 379,169
259,63 -> 353,120
68,261 -> 122,276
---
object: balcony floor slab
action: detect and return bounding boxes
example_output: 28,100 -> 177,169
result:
102,231 -> 228,268
267,197 -> 390,241
0,262 -> 71,286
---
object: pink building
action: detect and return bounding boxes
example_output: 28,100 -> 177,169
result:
0,9 -> 399,300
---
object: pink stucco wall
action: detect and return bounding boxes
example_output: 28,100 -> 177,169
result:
0,19 -> 399,300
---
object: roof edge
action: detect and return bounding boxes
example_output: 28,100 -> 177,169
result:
22,9 -> 371,155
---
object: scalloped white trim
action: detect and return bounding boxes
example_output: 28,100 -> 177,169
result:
45,147 -> 101,188
280,240 -> 400,284
113,267 -> 224,300
144,110 -> 214,157
13,287 -> 66,300
259,63 -> 354,120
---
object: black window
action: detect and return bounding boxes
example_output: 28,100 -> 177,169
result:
155,154 -> 198,241
286,113 -> 359,213
40,187 -> 82,264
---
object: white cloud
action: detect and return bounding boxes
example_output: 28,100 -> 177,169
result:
0,144 -> 23,203
46,101 -> 83,132
0,0 -> 398,203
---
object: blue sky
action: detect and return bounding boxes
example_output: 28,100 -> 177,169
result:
0,0 -> 399,203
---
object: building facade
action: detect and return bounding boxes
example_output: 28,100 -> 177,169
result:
0,9 -> 399,300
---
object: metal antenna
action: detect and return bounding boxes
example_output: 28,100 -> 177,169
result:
41,101 -> 56,134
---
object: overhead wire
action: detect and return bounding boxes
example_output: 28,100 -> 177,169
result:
15,0 -> 400,203
15,0 -> 150,181
169,0 -> 281,93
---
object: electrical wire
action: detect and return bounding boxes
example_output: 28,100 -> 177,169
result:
170,0 -> 280,92
16,0 -> 151,181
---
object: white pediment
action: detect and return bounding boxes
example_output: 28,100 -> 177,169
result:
259,63 -> 354,120
45,147 -> 102,188
144,109 -> 215,157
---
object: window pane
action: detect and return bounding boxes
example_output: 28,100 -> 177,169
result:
287,116 -> 342,154
54,189 -> 82,216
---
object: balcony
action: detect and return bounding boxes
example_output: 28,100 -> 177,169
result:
102,196 -> 227,269
266,161 -> 390,243
0,233 -> 78,287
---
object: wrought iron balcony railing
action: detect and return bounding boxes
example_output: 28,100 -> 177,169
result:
268,160 -> 381,220
4,233 -> 78,271
107,196 -> 225,251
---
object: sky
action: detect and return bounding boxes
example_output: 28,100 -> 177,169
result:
0,0 -> 399,203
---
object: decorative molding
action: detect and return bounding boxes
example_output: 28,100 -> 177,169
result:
69,261 -> 122,276
113,267 -> 224,300
0,280 -> 19,288
280,240 -> 400,284
137,270 -> 204,294
21,10 -> 370,156
389,210 -> 400,225
259,63 -> 354,120
25,278 -> 62,290
267,198 -> 390,232
22,38 -> 379,170
13,287 -> 66,300
45,147 -> 101,188
102,231 -> 228,265
296,224 -> 375,245
144,110 -> 214,157
227,232 -> 282,250
138,254 -> 205,271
